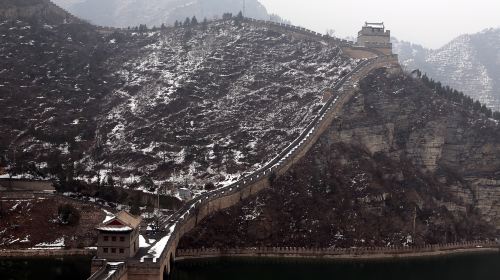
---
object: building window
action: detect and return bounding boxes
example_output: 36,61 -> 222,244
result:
120,236 -> 125,242
103,248 -> 108,253
119,248 -> 124,254
112,236 -> 116,242
111,248 -> 116,253
104,236 -> 109,241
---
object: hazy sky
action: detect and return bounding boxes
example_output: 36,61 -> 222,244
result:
259,0 -> 500,49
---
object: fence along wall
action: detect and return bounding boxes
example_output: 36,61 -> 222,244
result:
242,18 -> 354,46
94,17 -> 384,59
176,241 -> 499,260
93,17 -> 357,49
0,248 -> 95,258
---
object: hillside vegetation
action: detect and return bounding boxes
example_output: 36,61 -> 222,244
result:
0,11 -> 358,199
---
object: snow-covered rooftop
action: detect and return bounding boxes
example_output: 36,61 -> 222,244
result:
365,22 -> 384,29
97,226 -> 133,232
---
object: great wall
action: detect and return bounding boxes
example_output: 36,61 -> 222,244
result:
0,248 -> 95,258
86,17 -> 404,279
176,241 -> 499,261
2,7 -> 493,279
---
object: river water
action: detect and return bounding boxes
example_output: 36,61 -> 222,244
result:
0,256 -> 91,280
2,252 -> 500,280
171,252 -> 500,280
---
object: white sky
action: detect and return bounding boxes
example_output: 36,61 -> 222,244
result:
259,0 -> 500,49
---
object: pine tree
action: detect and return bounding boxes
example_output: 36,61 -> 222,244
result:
473,100 -> 482,111
174,20 -> 179,27
138,24 -> 148,32
237,11 -> 243,19
493,111 -> 500,121
183,17 -> 191,26
58,204 -> 81,225
202,18 -> 208,30
191,16 -> 198,25
130,201 -> 141,215
487,107 -> 493,116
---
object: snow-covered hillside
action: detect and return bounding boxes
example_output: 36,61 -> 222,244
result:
96,21 -> 358,193
0,14 -> 359,197
393,28 -> 500,110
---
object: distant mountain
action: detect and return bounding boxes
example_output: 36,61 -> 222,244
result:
393,28 -> 500,110
52,0 -> 271,28
0,0 -> 79,24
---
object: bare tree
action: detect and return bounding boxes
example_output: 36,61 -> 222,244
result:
326,29 -> 336,37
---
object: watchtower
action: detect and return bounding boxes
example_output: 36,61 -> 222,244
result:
96,211 -> 142,260
357,22 -> 392,54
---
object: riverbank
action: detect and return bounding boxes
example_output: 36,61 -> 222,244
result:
176,241 -> 500,261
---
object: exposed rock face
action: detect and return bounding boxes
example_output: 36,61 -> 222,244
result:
179,68 -> 500,249
333,68 -> 500,227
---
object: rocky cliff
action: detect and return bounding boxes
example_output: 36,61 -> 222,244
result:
179,67 -> 500,248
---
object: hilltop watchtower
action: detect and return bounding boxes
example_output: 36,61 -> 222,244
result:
357,22 -> 392,54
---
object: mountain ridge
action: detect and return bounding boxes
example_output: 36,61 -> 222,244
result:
394,28 -> 500,111
52,0 -> 274,28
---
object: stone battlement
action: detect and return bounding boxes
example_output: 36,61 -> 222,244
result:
357,21 -> 392,54
177,241 -> 499,260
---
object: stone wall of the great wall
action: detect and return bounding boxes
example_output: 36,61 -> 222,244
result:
176,241 -> 499,260
118,55 -> 400,280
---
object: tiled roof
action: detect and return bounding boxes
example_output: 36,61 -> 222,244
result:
97,211 -> 142,232
115,211 -> 141,228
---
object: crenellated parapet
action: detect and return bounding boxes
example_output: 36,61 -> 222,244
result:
177,240 -> 500,260
241,17 -> 355,47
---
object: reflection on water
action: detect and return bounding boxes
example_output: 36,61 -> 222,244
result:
2,252 -> 500,280
171,252 -> 500,280
0,256 -> 91,280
